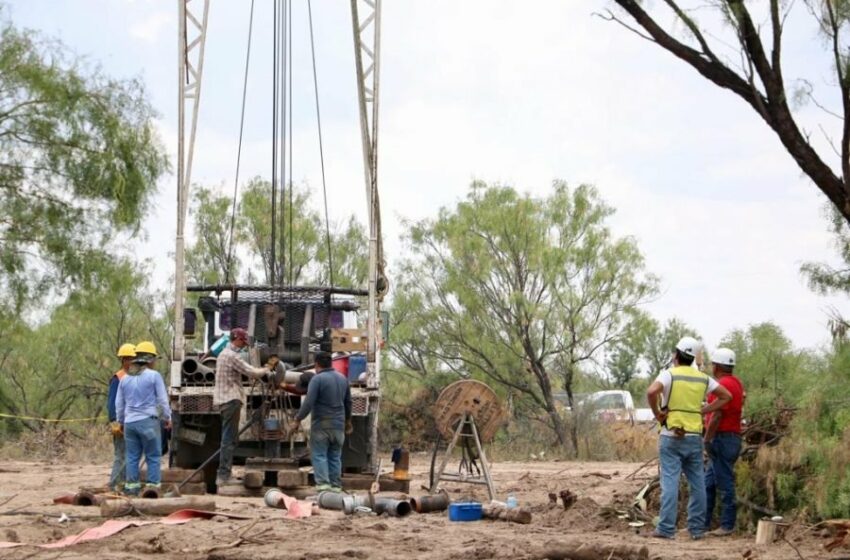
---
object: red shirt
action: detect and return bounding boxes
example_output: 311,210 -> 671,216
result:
707,374 -> 744,434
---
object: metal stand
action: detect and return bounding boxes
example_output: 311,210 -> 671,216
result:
430,413 -> 496,501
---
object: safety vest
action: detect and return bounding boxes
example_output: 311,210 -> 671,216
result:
665,366 -> 709,434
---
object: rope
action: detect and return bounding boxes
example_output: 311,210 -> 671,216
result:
224,0 -> 256,284
0,413 -> 105,423
308,0 -> 335,288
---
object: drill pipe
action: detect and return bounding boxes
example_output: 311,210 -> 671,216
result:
181,357 -> 214,377
72,491 -> 101,506
373,497 -> 412,517
316,491 -> 371,514
410,490 -> 449,513
140,487 -> 162,499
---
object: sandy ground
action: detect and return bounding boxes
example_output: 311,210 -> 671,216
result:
0,455 -> 841,560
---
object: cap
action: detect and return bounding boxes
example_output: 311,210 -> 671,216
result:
230,328 -> 249,343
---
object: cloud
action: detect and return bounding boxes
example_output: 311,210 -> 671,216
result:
130,10 -> 171,43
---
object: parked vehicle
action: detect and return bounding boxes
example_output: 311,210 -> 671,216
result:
554,390 -> 654,425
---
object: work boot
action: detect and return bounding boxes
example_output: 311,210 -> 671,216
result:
216,476 -> 233,487
315,484 -> 332,492
330,486 -> 344,493
709,527 -> 734,537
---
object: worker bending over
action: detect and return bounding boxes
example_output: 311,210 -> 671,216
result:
116,341 -> 172,495
704,348 -> 745,536
646,336 -> 731,540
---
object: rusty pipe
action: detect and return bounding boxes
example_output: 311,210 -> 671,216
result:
72,491 -> 101,506
264,488 -> 286,509
410,489 -> 449,513
140,487 -> 161,499
373,497 -> 412,517
182,357 -> 214,377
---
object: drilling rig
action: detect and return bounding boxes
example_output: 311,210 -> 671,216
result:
167,0 -> 387,492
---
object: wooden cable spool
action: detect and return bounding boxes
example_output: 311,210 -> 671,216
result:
432,380 -> 506,443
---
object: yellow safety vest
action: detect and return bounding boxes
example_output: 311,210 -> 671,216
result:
665,366 -> 709,434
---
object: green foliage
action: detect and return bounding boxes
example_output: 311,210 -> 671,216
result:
186,177 -> 368,288
0,11 -> 168,309
387,181 -> 658,451
800,206 -> 850,297
0,259 -> 171,435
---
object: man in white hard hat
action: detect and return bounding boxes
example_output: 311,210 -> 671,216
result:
703,348 -> 745,536
646,336 -> 732,540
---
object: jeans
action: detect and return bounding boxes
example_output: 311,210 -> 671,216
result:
217,399 -> 242,481
311,420 -> 345,488
124,417 -> 162,493
658,435 -> 706,537
109,434 -> 125,491
705,433 -> 742,531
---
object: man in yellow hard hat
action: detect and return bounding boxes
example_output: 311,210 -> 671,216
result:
116,341 -> 172,495
107,343 -> 135,492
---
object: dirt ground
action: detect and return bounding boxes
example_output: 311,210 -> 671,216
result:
0,455 -> 842,560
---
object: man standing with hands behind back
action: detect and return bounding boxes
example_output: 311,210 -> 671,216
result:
646,336 -> 732,540
291,352 -> 352,492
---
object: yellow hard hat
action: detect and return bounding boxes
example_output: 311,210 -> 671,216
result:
117,343 -> 137,358
135,341 -> 158,356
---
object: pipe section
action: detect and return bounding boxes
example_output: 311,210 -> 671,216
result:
264,488 -> 286,509
141,487 -> 162,499
374,497 -> 412,517
316,491 -> 370,514
72,491 -> 100,506
182,357 -> 214,376
410,490 -> 449,513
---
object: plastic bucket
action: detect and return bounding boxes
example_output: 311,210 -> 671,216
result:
448,502 -> 482,522
332,355 -> 349,377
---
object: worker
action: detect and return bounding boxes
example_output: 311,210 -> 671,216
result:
291,352 -> 352,492
107,343 -> 136,492
646,336 -> 732,540
116,341 -> 172,495
212,327 -> 271,487
703,348 -> 745,536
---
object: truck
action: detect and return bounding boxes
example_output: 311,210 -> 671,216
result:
167,0 -> 387,491
555,390 -> 655,425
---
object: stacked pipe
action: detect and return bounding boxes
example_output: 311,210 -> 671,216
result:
181,357 -> 215,385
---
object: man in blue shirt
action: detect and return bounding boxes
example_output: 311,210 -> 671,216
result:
292,352 -> 352,492
116,341 -> 172,495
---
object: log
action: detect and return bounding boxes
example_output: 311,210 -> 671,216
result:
277,470 -> 308,488
243,471 -> 264,489
540,541 -> 649,560
100,496 -> 216,517
755,519 -> 777,545
140,468 -> 204,484
481,503 -> 532,524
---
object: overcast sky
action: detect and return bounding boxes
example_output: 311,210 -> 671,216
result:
6,0 -> 848,351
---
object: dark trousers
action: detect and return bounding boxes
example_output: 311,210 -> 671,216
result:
217,399 -> 242,481
705,433 -> 742,531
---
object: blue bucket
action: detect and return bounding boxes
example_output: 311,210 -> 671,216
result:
448,502 -> 482,522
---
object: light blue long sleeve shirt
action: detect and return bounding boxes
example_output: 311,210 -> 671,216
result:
116,367 -> 172,425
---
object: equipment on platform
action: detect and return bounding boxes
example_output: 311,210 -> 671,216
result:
429,380 -> 506,501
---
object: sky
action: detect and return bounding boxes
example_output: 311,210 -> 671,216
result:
5,0 -> 848,351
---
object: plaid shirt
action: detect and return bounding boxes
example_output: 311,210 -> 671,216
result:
213,344 -> 268,406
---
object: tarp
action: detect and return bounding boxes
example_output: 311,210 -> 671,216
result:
0,509 -> 252,549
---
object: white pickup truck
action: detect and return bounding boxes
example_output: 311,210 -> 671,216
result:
580,390 -> 655,425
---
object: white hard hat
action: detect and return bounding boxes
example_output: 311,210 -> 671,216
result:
675,336 -> 700,358
711,348 -> 736,367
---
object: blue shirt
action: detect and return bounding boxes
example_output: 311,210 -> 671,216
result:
295,368 -> 351,430
116,367 -> 172,425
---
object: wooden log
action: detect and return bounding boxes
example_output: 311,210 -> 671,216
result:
243,471 -> 264,489
277,470 -> 308,488
178,482 -> 207,496
481,503 -> 532,524
140,468 -> 204,484
540,541 -> 649,560
100,496 -> 216,517
755,519 -> 777,545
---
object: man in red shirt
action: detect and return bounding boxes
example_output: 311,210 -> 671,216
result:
703,348 -> 745,536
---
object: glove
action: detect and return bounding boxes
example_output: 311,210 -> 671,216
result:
110,422 -> 123,436
345,419 -> 354,436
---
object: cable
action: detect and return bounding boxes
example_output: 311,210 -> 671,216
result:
278,0 -> 287,288
287,0 -> 294,288
224,0 -> 255,284
270,0 -> 279,287
308,0 -> 334,288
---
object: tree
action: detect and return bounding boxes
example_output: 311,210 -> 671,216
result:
392,181 -> 658,451
607,1 -> 850,223
185,186 -> 238,285
604,311 -> 654,388
643,317 -> 701,376
0,10 -> 167,309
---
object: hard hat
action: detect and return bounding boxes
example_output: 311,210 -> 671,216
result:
675,336 -> 700,358
135,341 -> 158,356
711,348 -> 736,367
230,328 -> 249,343
117,343 -> 137,358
